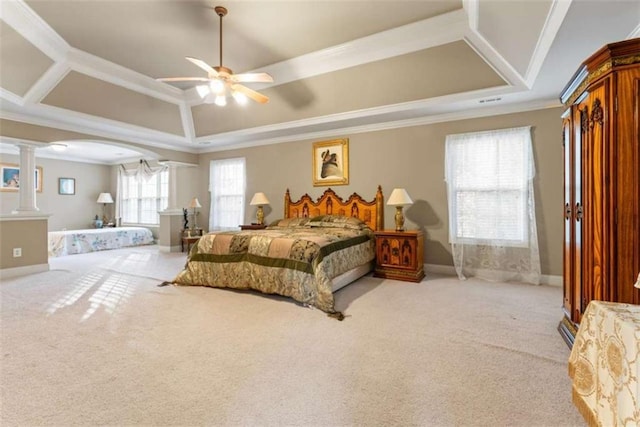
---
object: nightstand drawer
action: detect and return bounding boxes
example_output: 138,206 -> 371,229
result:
374,230 -> 424,282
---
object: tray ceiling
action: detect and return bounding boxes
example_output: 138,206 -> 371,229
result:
0,0 -> 639,162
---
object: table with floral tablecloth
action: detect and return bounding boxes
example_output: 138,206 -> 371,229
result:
569,300 -> 640,426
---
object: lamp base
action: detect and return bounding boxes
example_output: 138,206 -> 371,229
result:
256,206 -> 264,225
394,206 -> 405,232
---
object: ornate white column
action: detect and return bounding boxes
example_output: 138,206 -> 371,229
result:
14,145 -> 39,212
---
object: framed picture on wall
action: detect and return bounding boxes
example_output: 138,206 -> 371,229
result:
312,138 -> 349,186
58,177 -> 75,195
0,163 -> 43,192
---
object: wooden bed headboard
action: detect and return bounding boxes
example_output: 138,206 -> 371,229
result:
284,186 -> 384,231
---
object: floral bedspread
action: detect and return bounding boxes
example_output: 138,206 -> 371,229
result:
172,217 -> 375,317
48,227 -> 154,257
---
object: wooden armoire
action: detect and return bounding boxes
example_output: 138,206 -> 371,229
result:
558,38 -> 640,347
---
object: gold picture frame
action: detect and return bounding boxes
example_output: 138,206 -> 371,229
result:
312,138 -> 349,186
0,163 -> 43,192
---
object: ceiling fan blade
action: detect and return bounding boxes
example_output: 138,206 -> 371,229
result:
230,72 -> 274,83
232,84 -> 269,104
156,77 -> 211,82
186,57 -> 218,77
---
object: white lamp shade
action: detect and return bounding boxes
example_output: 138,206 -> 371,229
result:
96,193 -> 114,204
250,192 -> 270,206
188,197 -> 202,209
387,188 -> 413,206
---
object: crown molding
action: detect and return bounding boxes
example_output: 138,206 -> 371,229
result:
194,85 -> 517,145
462,0 -> 480,30
0,88 -> 25,107
524,0 -> 573,86
184,8 -> 468,103
0,102 -> 197,153
197,97 -> 561,153
628,22 -> 640,39
463,29 -> 528,90
0,0 -> 69,61
179,103 -> 196,140
66,48 -> 185,104
22,61 -> 71,105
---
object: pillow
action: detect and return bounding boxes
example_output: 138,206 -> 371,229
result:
308,215 -> 369,230
267,217 -> 311,228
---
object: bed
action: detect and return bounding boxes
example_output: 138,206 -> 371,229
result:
171,186 -> 384,319
48,226 -> 154,257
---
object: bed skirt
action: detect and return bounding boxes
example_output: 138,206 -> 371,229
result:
48,227 -> 154,257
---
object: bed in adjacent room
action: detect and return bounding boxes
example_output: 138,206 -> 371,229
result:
48,226 -> 154,257
171,186 -> 384,319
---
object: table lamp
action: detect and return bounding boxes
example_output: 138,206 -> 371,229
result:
189,197 -> 202,229
250,192 -> 270,225
96,192 -> 114,223
387,188 -> 413,232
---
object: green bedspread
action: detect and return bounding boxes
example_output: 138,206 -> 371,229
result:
172,218 -> 376,318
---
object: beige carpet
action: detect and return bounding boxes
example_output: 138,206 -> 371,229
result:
0,246 -> 584,426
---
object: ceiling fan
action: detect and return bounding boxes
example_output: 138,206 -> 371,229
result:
157,6 -> 273,106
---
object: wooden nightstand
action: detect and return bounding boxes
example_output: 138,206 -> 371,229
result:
239,224 -> 267,230
374,230 -> 425,282
181,228 -> 203,253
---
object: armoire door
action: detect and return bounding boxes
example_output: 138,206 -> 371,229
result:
562,112 -> 574,319
613,68 -> 640,304
572,97 -> 588,322
584,79 -> 610,308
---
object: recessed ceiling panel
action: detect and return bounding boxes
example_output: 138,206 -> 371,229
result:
0,21 -> 54,97
478,0 -> 553,77
193,41 -> 505,136
41,71 -> 184,135
26,0 -> 461,79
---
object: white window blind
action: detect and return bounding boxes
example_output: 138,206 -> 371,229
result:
120,170 -> 168,225
445,128 -> 532,246
209,158 -> 245,230
444,126 -> 541,284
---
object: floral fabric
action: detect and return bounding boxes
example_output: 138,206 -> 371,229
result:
569,300 -> 640,426
172,226 -> 375,314
48,227 -> 154,257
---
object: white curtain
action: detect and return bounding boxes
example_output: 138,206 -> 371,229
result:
444,126 -> 541,285
116,160 -> 167,224
209,158 -> 245,230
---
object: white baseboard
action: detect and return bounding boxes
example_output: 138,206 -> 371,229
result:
0,263 -> 50,280
159,245 -> 183,253
424,263 -> 562,286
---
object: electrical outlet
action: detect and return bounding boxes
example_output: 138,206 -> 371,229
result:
13,248 -> 22,258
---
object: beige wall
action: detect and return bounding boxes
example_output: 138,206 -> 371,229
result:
0,154 -> 112,230
0,218 -> 48,270
0,107 -> 564,276
196,107 -> 563,276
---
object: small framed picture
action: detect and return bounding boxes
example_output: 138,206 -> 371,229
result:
312,138 -> 349,186
0,163 -> 43,192
58,177 -> 75,195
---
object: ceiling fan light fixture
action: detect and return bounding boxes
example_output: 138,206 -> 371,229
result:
232,90 -> 248,105
209,79 -> 225,94
214,95 -> 227,107
196,85 -> 210,98
156,5 -> 272,105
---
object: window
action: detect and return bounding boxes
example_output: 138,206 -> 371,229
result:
120,170 -> 168,225
209,158 -> 245,230
445,126 -> 540,284
445,127 -> 534,247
